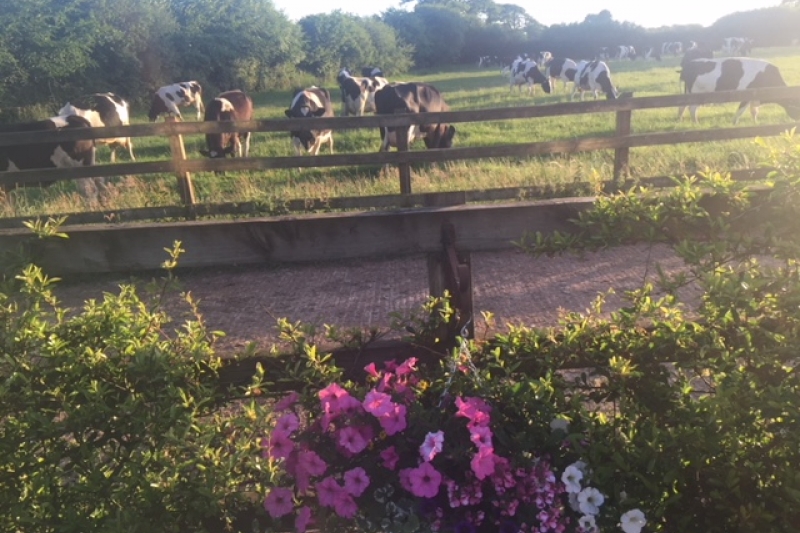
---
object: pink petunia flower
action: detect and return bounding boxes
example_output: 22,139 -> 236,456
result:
337,426 -> 369,454
337,394 -> 364,416
455,396 -> 492,424
333,491 -> 359,518
263,431 -> 294,460
363,390 -> 394,417
343,467 -> 370,497
364,362 -> 380,378
469,426 -> 493,449
380,446 -> 400,470
316,476 -> 342,508
297,450 -> 327,477
408,461 -> 442,498
470,446 -> 497,480
398,467 -> 415,493
264,487 -> 294,518
395,357 -> 418,377
419,430 -> 445,461
319,383 -> 348,413
378,404 -> 407,435
275,391 -> 299,412
275,413 -> 300,434
295,506 -> 312,533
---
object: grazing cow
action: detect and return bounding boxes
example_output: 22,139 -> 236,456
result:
537,51 -> 553,65
284,87 -> 334,156
642,46 -> 661,61
616,45 -> 636,60
199,90 -> 253,159
374,82 -> 456,151
58,92 -> 134,163
361,66 -> 384,78
661,42 -> 683,57
545,58 -> 578,93
0,115 -> 98,200
509,59 -> 552,96
678,58 -> 800,124
571,60 -> 618,101
337,69 -> 387,116
148,81 -> 204,121
721,37 -> 753,56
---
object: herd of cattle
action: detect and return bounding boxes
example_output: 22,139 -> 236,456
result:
2,37 -> 799,201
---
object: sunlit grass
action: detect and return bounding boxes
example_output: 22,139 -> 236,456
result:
4,46 -> 800,219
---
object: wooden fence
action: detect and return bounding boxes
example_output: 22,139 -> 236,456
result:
1,86 -> 798,346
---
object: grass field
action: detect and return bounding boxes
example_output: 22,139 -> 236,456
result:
4,46 -> 800,219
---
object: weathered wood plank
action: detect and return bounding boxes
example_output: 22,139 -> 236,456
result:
0,198 -> 594,275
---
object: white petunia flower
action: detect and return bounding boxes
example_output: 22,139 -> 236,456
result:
568,492 -> 581,512
561,464 -> 584,493
578,514 -> 597,532
550,417 -> 569,433
620,509 -> 647,533
577,486 -> 605,515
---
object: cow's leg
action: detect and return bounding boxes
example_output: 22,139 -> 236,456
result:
292,137 -> 304,156
690,105 -> 700,123
379,128 -> 391,152
243,132 -> 251,157
677,105 -> 687,120
327,134 -> 334,154
310,138 -> 322,156
196,99 -> 205,121
126,138 -> 135,161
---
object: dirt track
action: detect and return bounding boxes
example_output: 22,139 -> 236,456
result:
53,242 -> 699,355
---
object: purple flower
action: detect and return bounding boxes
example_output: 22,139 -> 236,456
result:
275,413 -> 299,434
316,476 -> 342,508
343,467 -> 370,497
337,426 -> 369,454
419,431 -> 444,461
363,389 -> 394,417
380,446 -> 400,470
294,506 -> 312,533
378,404 -> 407,435
275,391 -> 299,412
333,491 -> 358,518
264,487 -> 294,518
263,431 -> 294,460
470,446 -> 497,480
297,450 -> 327,477
408,462 -> 442,498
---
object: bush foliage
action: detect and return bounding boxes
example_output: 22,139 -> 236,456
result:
3,134 -> 800,532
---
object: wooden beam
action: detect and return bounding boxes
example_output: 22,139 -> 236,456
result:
0,198 -> 593,275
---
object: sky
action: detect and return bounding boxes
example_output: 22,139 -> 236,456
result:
271,0 -> 782,28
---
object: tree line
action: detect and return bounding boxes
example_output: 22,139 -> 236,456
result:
1,0 -> 799,116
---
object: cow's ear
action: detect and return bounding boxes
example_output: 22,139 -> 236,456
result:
313,107 -> 328,117
284,109 -> 292,118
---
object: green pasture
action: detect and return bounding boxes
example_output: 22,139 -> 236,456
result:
4,46 -> 800,218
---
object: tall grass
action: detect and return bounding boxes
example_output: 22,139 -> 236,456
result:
4,46 -> 800,219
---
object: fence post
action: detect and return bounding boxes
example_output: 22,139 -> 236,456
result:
395,111 -> 412,195
613,107 -> 632,184
165,116 -> 196,209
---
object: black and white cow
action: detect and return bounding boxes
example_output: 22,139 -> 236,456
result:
374,82 -> 456,151
148,81 -> 204,121
0,115 -> 97,199
509,59 -> 551,96
616,45 -> 636,60
678,58 -> 800,124
661,42 -> 683,57
284,87 -> 334,156
642,46 -> 661,61
337,69 -> 388,116
545,58 -> 578,93
361,66 -> 384,78
58,92 -> 134,162
199,90 -> 253,159
571,60 -> 618,101
680,46 -> 714,71
721,37 -> 753,56
537,51 -> 553,65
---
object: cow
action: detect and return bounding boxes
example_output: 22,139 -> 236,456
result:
148,81 -> 204,121
374,82 -> 456,151
616,45 -> 636,60
284,87 -> 334,156
0,115 -> 98,201
337,69 -> 387,116
537,51 -> 553,65
545,58 -> 578,93
199,90 -> 253,160
642,46 -> 661,61
58,92 -> 134,163
661,42 -> 683,57
361,66 -> 384,77
571,60 -> 618,101
509,59 -> 551,96
721,37 -> 753,56
680,46 -> 714,71
678,58 -> 800,124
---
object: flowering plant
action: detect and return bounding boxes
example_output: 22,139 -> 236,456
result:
260,354 -> 646,533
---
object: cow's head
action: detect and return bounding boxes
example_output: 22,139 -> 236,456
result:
423,124 -> 456,149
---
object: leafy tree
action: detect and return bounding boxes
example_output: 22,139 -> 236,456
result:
297,11 -> 374,80
359,17 -> 415,76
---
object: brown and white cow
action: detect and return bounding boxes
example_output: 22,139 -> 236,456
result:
0,115 -> 98,200
374,82 -> 456,151
679,57 -> 800,124
58,92 -> 134,162
571,60 -> 618,101
284,87 -> 334,156
199,90 -> 253,159
148,81 -> 204,121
